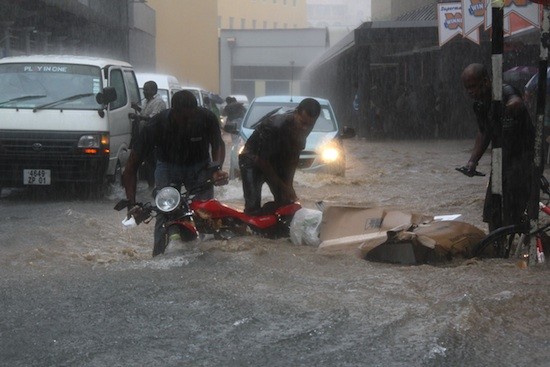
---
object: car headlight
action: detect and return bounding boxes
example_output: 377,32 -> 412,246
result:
320,145 -> 342,163
155,187 -> 181,212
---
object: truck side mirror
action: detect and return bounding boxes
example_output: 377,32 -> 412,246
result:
96,87 -> 117,105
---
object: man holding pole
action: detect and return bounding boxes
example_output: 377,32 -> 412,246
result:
459,63 -> 534,233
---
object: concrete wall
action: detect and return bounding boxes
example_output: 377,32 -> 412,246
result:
219,28 -> 328,100
128,2 -> 155,71
146,0 -> 219,92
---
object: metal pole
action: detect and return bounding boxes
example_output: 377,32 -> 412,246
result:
529,4 -> 550,265
491,1 -> 504,230
290,60 -> 295,101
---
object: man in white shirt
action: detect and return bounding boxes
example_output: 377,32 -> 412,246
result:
131,81 -> 167,126
130,80 -> 167,188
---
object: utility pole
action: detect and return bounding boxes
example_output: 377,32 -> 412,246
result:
529,0 -> 550,265
490,1 -> 504,232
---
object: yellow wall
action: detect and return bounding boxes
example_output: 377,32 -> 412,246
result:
146,0 -> 308,94
146,0 -> 219,92
218,0 -> 307,29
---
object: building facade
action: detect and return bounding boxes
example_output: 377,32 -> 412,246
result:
219,28 -> 328,101
145,0 -> 219,92
146,0 -> 309,94
371,0 -> 434,21
0,0 -> 155,68
218,0 -> 307,30
307,0 -> 370,28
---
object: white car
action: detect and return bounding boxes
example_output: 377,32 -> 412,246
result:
227,95 -> 356,179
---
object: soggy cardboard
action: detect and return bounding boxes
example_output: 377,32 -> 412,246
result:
317,205 -> 431,256
317,204 -> 484,264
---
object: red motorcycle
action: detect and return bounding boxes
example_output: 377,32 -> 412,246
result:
114,167 -> 302,248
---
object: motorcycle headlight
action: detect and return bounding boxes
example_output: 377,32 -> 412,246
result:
320,145 -> 341,163
155,187 -> 181,212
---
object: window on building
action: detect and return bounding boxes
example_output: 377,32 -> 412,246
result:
241,18 -> 246,29
229,17 -> 234,29
252,19 -> 257,29
263,20 -> 267,29
273,21 -> 277,28
217,16 -> 221,28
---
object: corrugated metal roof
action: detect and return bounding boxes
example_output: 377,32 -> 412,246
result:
395,3 -> 436,22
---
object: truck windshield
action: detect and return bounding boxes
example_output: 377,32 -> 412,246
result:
0,63 -> 102,110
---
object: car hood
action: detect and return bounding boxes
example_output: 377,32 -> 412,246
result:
240,127 -> 338,151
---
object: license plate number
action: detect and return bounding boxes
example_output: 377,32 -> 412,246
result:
23,169 -> 51,185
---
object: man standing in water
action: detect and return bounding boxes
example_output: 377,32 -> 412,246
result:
123,90 -> 228,256
459,63 -> 534,231
238,98 -> 320,215
130,80 -> 168,188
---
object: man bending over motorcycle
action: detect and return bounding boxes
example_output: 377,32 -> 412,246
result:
122,90 -> 229,256
238,98 -> 320,215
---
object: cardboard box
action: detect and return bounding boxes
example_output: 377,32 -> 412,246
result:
363,221 -> 486,265
317,204 -> 485,264
317,205 -> 432,256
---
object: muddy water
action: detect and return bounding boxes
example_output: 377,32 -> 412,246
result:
0,138 -> 548,366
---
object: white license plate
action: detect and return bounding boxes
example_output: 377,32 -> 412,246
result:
23,169 -> 51,185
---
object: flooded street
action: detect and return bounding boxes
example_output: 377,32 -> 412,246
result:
0,137 -> 549,366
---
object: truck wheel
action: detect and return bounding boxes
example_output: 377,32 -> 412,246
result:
109,161 -> 122,186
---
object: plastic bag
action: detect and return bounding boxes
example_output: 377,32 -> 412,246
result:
290,208 -> 323,246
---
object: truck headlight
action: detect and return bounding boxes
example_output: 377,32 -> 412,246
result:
155,187 -> 181,212
78,134 -> 110,155
78,135 -> 100,148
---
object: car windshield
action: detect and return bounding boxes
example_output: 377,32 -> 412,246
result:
243,101 -> 337,132
0,63 -> 102,110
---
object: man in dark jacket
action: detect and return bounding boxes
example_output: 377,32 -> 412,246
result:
238,98 -> 320,215
122,90 -> 228,256
459,63 -> 534,231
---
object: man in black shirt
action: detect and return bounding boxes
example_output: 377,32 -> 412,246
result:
238,98 -> 320,215
123,90 -> 228,256
459,63 -> 534,231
